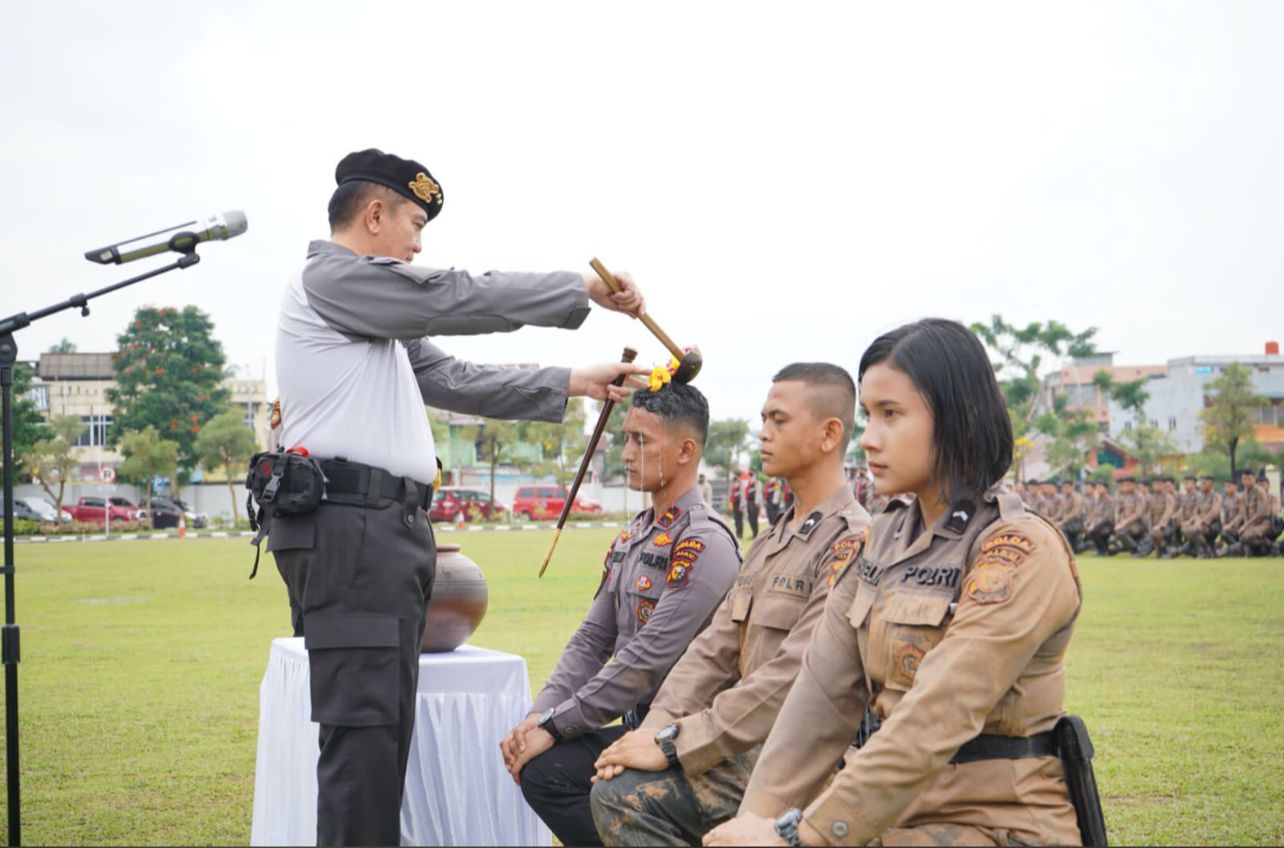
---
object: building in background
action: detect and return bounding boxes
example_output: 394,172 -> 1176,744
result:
27,351 -> 269,480
1106,344 -> 1284,453
1042,352 -> 1167,432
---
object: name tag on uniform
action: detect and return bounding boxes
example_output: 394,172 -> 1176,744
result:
768,574 -> 812,599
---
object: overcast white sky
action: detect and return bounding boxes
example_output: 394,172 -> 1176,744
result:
2,1 -> 1280,423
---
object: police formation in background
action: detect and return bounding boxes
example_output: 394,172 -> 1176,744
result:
1018,471 -> 1283,559
256,148 -> 648,846
499,381 -> 741,846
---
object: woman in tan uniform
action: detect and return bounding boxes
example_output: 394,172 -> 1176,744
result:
705,318 -> 1083,847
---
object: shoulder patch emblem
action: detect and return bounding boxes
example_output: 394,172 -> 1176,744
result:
636,598 -> 656,625
666,539 -> 703,588
965,562 -> 1013,605
979,532 -> 1036,566
652,532 -> 674,547
827,530 -> 868,586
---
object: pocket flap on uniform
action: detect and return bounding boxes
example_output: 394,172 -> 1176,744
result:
729,587 -> 753,623
883,591 -> 954,626
266,518 -> 315,552
752,594 -> 805,631
847,584 -> 876,628
304,613 -> 400,650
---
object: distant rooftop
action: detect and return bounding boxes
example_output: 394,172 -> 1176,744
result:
37,352 -> 113,380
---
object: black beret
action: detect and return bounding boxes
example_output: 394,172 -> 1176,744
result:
335,148 -> 444,221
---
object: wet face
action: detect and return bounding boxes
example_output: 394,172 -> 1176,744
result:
620,407 -> 686,493
758,380 -> 844,479
370,197 -> 427,262
858,363 -> 935,497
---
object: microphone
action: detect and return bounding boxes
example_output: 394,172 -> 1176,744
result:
84,210 -> 248,265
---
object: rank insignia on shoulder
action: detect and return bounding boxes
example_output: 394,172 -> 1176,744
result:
799,511 -> 823,536
658,506 -> 682,528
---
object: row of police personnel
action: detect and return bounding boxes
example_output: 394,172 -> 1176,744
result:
271,148 -> 1101,846
1018,474 -> 1283,559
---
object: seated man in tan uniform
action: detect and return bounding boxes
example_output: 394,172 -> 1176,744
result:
588,362 -> 872,846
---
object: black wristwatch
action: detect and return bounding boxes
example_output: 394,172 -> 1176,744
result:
654,722 -> 682,771
538,708 -> 563,743
774,807 -> 804,847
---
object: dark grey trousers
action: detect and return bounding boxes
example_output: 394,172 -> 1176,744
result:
271,500 -> 436,847
588,750 -> 757,846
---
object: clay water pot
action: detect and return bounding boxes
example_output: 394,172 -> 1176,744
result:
420,543 -> 489,652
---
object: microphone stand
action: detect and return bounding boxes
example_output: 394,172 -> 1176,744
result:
0,246 -> 200,846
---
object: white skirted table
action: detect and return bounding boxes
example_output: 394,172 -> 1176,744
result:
251,637 -> 551,846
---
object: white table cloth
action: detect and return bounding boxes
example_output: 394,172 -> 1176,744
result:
251,637 -> 551,846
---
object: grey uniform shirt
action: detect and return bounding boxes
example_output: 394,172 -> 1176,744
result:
530,487 -> 741,740
276,240 -> 591,482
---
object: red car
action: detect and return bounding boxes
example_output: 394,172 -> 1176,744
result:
511,484 -> 602,522
428,488 -> 509,523
66,496 -> 148,524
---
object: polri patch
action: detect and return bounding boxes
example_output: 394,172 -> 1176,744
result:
965,562 -> 1012,605
636,574 -> 653,592
637,598 -> 656,625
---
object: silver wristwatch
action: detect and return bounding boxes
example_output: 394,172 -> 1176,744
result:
774,807 -> 804,847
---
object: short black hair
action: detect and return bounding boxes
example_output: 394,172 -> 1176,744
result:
631,382 -> 710,447
858,318 -> 1013,505
328,179 -> 407,230
771,362 -> 857,448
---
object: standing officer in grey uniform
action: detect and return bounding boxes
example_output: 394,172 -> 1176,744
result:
498,381 -> 740,846
270,148 -> 649,846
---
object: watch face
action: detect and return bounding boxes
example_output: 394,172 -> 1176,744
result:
541,709 -> 556,724
655,724 -> 676,742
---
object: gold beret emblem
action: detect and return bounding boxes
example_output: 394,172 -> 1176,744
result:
408,172 -> 442,204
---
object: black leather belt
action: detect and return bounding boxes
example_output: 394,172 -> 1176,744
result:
319,458 -> 434,510
950,731 -> 1056,764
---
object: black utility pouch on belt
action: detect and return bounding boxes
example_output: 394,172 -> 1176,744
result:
245,450 -> 326,579
1054,714 -> 1109,847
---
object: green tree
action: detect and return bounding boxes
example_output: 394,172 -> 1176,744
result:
1092,370 -> 1175,475
1,362 -> 50,480
23,414 -> 84,522
970,315 -> 1099,445
194,408 -> 259,525
1034,395 -> 1099,481
476,419 -> 522,510
117,427 -> 180,513
1199,364 -> 1265,478
705,418 -> 751,483
107,306 -> 229,474
47,338 -> 77,353
527,399 -> 587,486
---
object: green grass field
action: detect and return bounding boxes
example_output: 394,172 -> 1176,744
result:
1,531 -> 1281,845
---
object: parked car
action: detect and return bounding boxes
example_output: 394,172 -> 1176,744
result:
511,484 -> 602,522
66,496 -> 148,524
149,497 -> 209,530
1,497 -> 73,523
428,488 -> 509,523
15,497 -> 73,523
